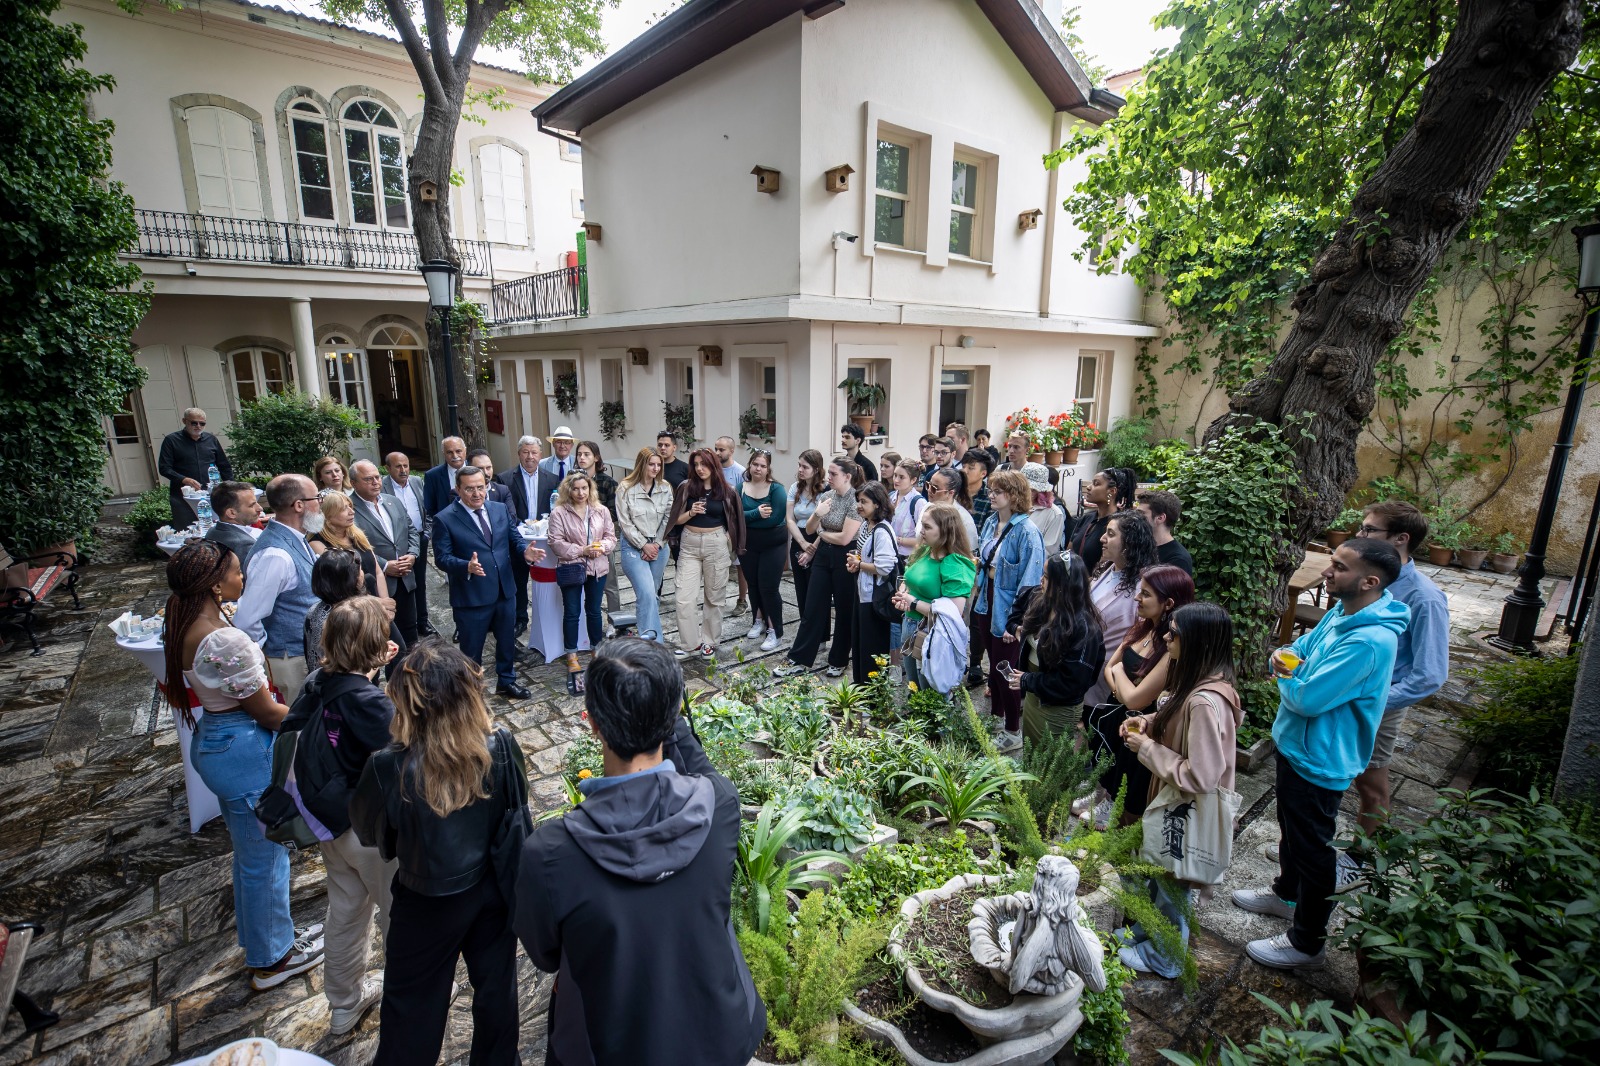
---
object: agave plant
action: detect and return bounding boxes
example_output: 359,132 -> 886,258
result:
896,746 -> 1035,828
821,680 -> 868,717
736,803 -> 853,935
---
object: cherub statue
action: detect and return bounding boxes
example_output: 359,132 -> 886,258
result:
968,856 -> 1107,996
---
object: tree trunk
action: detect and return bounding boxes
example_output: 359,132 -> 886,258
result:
1206,0 -> 1582,621
410,89 -> 485,452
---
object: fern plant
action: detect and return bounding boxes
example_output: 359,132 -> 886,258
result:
735,803 -> 852,935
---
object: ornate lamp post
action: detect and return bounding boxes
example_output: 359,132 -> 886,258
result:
420,258 -> 461,438
1491,223 -> 1600,652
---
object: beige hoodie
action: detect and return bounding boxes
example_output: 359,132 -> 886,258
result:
1129,678 -> 1243,801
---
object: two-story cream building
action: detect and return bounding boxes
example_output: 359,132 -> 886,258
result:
484,0 -> 1154,482
67,0 -> 584,495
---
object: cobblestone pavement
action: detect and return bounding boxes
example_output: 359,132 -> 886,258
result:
0,554 -> 1551,1064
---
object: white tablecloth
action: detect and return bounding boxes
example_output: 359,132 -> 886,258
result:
175,1043 -> 333,1066
523,534 -> 592,661
114,633 -> 223,834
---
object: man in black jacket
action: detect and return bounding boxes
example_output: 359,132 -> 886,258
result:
158,408 -> 232,529
515,638 -> 765,1066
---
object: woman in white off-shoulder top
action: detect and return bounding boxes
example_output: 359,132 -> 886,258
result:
161,541 -> 324,991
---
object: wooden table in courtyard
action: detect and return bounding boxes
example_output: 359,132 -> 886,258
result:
1277,552 -> 1332,645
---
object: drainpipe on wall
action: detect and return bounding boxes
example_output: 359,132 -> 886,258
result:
1039,111 -> 1065,318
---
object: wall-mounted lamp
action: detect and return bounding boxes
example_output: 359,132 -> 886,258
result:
699,345 -> 724,366
958,335 -> 976,349
419,180 -> 439,203
751,166 -> 781,194
824,164 -> 854,193
1017,208 -> 1043,232
628,347 -> 650,366
582,221 -> 603,243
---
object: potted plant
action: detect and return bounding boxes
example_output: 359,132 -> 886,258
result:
554,371 -> 579,416
1059,412 -> 1098,466
1004,408 -> 1047,462
838,377 -> 886,436
660,398 -> 697,448
599,399 -> 627,442
740,404 -> 774,445
1489,530 -> 1524,574
1455,524 -> 1489,571
1324,507 -> 1363,548
1425,500 -> 1467,566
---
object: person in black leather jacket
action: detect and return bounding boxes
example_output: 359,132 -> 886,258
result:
515,638 -> 766,1066
351,639 -> 527,1066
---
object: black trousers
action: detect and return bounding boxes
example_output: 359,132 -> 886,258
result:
788,542 -> 852,669
741,534 -> 788,637
455,595 -> 518,689
511,551 -> 531,632
414,533 -> 435,635
1272,754 -> 1343,954
1085,702 -> 1155,818
374,875 -> 519,1066
789,540 -> 825,644
851,601 -> 891,685
390,577 -> 420,645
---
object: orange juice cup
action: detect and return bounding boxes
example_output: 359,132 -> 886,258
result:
1126,718 -> 1142,735
1277,648 -> 1302,671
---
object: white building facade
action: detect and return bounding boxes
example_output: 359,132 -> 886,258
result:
485,0 -> 1154,485
68,0 -> 584,495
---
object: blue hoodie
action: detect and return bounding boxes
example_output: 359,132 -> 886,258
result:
1272,591 -> 1411,791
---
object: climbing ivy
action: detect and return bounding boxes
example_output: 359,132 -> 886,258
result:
1051,0 -> 1600,511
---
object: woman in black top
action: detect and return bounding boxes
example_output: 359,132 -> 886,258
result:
1069,467 -> 1137,573
775,458 -> 863,679
1006,551 -> 1107,742
351,639 -> 528,1066
665,448 -> 746,660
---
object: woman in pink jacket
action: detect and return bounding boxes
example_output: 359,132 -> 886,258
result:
548,471 -> 617,694
1117,601 -> 1242,979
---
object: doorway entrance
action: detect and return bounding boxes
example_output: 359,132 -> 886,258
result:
365,326 -> 428,463
323,339 -> 378,465
101,391 -> 155,497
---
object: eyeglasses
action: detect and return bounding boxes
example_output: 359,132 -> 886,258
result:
186,420 -> 206,427
297,496 -> 320,504
1358,524 -> 1391,537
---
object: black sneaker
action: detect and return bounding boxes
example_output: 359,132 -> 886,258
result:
964,669 -> 985,689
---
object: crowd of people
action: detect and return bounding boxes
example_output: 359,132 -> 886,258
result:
153,406 -> 1452,1061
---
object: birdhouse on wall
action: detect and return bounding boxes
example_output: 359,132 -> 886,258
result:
628,348 -> 649,366
751,166 -> 781,194
1017,208 -> 1043,232
582,222 -> 603,243
419,180 -> 439,203
699,345 -> 724,367
824,165 -> 854,193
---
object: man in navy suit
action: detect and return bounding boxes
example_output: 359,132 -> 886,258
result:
423,436 -> 468,520
467,449 -> 514,507
432,466 -> 545,700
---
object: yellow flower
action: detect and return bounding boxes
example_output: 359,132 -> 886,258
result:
908,681 -> 919,692
868,671 -> 879,678
577,768 -> 593,780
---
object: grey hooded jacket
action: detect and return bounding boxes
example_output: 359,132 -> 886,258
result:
514,717 -> 765,1065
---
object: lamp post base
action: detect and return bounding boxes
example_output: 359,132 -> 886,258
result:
1488,586 -> 1546,655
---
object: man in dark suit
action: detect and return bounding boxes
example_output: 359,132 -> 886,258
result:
432,466 -> 545,700
351,460 -> 422,644
467,449 -> 513,507
497,435 -> 552,636
423,436 -> 468,520
384,451 -> 433,637
203,481 -> 261,567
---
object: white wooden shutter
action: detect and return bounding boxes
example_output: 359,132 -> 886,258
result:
480,144 -> 527,246
186,107 -> 264,220
184,346 -> 234,444
136,346 -> 181,478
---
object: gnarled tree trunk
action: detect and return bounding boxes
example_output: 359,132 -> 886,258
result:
1207,0 -> 1583,623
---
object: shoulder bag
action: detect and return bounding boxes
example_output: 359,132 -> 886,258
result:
488,728 -> 533,915
1138,691 -> 1242,885
870,524 -> 904,623
555,508 -> 591,588
254,678 -> 338,850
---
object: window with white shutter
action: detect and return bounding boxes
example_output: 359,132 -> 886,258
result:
185,106 -> 264,219
479,143 -> 528,246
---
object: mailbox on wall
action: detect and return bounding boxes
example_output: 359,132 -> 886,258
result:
484,398 -> 504,435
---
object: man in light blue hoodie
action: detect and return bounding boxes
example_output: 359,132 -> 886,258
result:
1233,538 -> 1410,969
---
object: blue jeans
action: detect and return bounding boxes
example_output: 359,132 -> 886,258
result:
191,711 -> 294,968
619,542 -> 669,641
562,573 -> 607,654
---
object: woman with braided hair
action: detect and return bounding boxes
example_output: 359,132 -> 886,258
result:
162,541 -> 325,991
1068,467 -> 1137,573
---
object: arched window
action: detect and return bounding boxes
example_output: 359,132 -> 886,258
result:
289,100 -> 335,221
229,347 -> 292,405
478,142 -> 528,246
341,100 -> 408,229
184,106 -> 264,219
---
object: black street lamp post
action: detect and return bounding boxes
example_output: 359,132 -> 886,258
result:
1491,223 -> 1600,653
420,258 -> 461,438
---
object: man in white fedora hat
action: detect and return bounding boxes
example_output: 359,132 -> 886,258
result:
536,426 -> 579,518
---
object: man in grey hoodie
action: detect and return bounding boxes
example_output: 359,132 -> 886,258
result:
514,638 -> 765,1065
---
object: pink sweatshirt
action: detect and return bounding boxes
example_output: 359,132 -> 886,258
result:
1130,679 -> 1243,799
547,504 -> 616,578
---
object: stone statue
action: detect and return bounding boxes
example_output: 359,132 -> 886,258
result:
968,855 -> 1107,996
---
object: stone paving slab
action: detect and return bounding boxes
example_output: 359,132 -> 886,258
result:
0,555 -> 1533,1064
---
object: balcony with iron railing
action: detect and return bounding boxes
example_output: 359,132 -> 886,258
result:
490,264 -> 588,325
129,209 -> 494,278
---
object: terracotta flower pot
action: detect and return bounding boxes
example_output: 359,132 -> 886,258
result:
1324,530 -> 1351,548
850,413 -> 875,435
1455,548 -> 1488,571
1427,545 -> 1455,566
1060,448 -> 1080,464
1045,450 -> 1064,466
1490,552 -> 1519,574
1028,451 -> 1045,463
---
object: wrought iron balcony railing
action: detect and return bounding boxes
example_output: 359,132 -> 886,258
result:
491,264 -> 588,324
129,209 -> 493,278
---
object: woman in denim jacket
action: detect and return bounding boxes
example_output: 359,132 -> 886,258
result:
971,469 -> 1045,753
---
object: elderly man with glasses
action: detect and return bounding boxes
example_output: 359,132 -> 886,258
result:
158,408 -> 233,530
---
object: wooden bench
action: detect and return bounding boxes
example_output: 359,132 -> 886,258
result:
0,922 -> 60,1040
0,545 -> 82,656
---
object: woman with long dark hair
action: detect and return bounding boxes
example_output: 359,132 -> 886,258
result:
1007,551 -> 1107,742
739,449 -> 789,652
1117,602 -> 1242,978
667,447 -> 746,661
775,458 -> 863,679
972,469 -> 1046,753
786,449 -> 827,628
1069,467 -> 1136,572
1083,510 -> 1157,708
576,440 -> 622,615
352,639 -> 527,1065
845,481 -> 898,684
162,541 -> 322,990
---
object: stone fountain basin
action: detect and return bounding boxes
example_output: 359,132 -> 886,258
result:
841,997 -> 1083,1066
888,873 -> 1085,1043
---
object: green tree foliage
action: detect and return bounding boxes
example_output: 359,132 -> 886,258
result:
225,390 -> 378,481
1051,0 -> 1599,504
1,0 -> 148,554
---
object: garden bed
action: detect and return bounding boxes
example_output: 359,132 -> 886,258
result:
899,883 -> 1014,1010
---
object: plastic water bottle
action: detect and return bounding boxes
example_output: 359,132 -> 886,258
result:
196,494 -> 214,531
207,463 -> 220,489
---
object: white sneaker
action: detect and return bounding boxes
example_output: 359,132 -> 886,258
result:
1264,842 -> 1280,863
773,662 -> 808,678
994,729 -> 1023,754
1246,932 -> 1326,970
1335,851 -> 1368,894
1231,887 -> 1296,920
747,620 -> 767,640
760,632 -> 780,653
328,974 -> 383,1036
1070,793 -> 1100,818
1078,797 -> 1112,832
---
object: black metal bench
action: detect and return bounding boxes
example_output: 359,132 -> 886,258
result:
0,921 -> 59,1040
0,545 -> 82,656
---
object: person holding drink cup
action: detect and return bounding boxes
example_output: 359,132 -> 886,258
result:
668,448 -> 746,662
